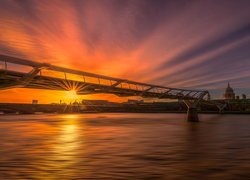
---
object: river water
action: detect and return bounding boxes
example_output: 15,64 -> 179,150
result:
0,113 -> 250,179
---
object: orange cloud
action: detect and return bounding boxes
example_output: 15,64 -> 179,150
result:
0,0 -> 250,102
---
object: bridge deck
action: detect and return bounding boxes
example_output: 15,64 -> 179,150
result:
0,54 -> 209,100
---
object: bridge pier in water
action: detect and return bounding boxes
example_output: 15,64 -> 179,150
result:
184,100 -> 200,122
187,107 -> 199,122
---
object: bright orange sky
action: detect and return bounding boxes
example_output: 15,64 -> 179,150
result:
0,88 -> 129,104
0,0 -> 250,103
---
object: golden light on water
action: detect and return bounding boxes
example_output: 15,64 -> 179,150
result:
62,114 -> 81,119
49,118 -> 83,177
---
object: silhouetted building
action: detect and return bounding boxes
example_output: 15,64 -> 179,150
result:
81,100 -> 110,105
32,100 -> 38,104
242,94 -> 247,100
224,83 -> 235,100
126,99 -> 144,104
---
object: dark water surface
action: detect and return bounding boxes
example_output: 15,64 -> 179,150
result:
0,113 -> 250,179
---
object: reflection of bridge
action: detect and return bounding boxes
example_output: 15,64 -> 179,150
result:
0,54 -> 211,121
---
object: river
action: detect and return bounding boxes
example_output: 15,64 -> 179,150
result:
0,113 -> 250,179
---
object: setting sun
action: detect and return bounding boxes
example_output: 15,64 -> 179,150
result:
65,90 -> 78,101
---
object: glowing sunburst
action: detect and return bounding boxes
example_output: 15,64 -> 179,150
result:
65,89 -> 78,100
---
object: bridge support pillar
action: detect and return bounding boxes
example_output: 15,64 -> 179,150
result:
184,100 -> 200,122
187,107 -> 199,122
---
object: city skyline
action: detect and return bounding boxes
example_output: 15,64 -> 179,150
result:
0,0 -> 250,103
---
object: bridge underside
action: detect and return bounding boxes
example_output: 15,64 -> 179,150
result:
0,70 -> 208,100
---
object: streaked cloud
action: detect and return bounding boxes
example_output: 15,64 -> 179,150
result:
0,0 -> 249,102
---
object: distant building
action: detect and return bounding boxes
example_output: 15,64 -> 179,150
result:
81,100 -> 110,105
32,100 -> 38,104
126,99 -> 144,104
223,83 -> 235,100
242,94 -> 247,100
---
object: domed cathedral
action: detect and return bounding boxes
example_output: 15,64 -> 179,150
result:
223,83 -> 235,100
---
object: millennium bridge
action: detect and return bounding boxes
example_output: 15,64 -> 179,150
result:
0,54 -> 217,122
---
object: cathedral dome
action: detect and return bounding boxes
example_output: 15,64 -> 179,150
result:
223,83 -> 235,100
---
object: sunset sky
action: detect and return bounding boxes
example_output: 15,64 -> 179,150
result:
0,0 -> 249,103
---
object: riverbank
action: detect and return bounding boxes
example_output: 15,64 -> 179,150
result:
0,102 -> 249,115
1,110 -> 250,116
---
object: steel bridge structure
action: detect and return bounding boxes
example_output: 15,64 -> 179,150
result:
0,54 -> 211,121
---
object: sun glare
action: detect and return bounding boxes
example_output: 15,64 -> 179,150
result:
65,90 -> 78,101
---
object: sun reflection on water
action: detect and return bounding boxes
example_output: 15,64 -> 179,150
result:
49,118 -> 83,177
62,114 -> 81,119
55,124 -> 79,155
